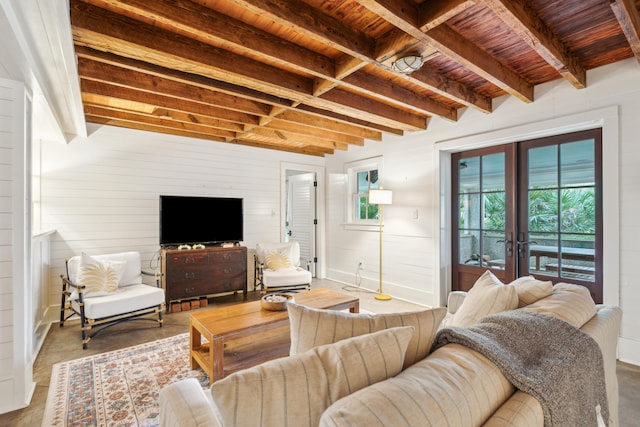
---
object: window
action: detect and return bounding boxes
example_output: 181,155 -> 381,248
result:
345,157 -> 383,225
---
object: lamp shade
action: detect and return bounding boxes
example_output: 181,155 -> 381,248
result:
369,189 -> 393,205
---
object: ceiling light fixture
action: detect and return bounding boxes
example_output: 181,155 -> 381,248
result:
392,53 -> 424,74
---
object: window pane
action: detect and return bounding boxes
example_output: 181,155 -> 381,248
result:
561,140 -> 594,187
482,231 -> 505,270
459,193 -> 480,229
528,233 -> 558,275
459,230 -> 480,265
529,145 -> 557,189
355,195 -> 366,220
483,192 -> 506,231
528,189 -> 558,232
368,203 -> 379,220
356,171 -> 369,193
459,157 -> 480,193
560,234 -> 595,282
482,153 -> 505,192
560,188 -> 595,233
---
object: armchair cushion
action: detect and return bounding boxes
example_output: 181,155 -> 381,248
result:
67,251 -> 143,287
256,242 -> 300,267
76,253 -> 125,298
75,283 -> 165,319
210,326 -> 414,427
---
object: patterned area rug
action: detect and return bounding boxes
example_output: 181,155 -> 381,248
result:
42,333 -> 209,426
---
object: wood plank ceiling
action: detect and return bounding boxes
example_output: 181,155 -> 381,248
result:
70,0 -> 640,156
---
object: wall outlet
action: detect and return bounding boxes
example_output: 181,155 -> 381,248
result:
358,261 -> 364,270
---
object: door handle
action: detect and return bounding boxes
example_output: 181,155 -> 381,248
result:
497,232 -> 514,257
516,239 -> 537,257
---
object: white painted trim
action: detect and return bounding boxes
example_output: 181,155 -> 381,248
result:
434,106 -> 620,307
280,162 -> 326,279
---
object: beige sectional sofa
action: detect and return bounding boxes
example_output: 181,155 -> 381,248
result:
159,273 -> 621,427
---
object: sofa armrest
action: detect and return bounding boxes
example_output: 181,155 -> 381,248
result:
159,378 -> 221,427
447,291 -> 467,315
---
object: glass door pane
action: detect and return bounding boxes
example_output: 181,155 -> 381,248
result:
519,130 -> 601,302
457,153 -> 506,269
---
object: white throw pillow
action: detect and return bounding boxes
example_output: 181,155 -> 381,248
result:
288,302 -> 446,369
210,326 -> 414,427
76,252 -> 125,298
509,275 -> 553,307
265,250 -> 293,270
449,270 -> 518,327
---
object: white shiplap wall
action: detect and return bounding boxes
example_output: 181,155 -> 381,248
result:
40,124 -> 324,313
0,78 -> 33,413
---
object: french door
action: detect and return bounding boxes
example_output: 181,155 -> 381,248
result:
452,129 -> 603,303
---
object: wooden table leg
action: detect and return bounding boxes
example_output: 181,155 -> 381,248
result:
211,336 -> 224,381
350,301 -> 360,313
190,324 -> 201,370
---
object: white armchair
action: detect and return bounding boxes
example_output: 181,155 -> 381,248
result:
60,251 -> 165,348
254,242 -> 312,294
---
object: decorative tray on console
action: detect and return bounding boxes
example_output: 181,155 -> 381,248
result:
260,294 -> 293,311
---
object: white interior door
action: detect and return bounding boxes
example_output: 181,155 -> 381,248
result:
287,173 -> 316,276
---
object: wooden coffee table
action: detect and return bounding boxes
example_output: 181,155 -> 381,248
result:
189,288 -> 359,381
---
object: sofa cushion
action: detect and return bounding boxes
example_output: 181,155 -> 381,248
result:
510,276 -> 553,307
319,343 -> 514,427
288,302 -> 446,368
210,326 -> 414,427
520,282 -> 597,328
449,270 -> 518,327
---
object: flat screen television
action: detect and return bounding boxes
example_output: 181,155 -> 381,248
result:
160,195 -> 243,247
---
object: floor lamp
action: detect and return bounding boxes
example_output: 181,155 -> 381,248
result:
369,188 -> 393,301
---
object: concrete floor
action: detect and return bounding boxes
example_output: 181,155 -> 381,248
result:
1,279 -> 639,426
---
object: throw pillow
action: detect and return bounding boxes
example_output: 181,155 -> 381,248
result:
509,275 -> 553,307
265,251 -> 293,270
520,282 -> 597,328
288,302 -> 446,368
76,252 -> 125,298
210,326 -> 414,427
449,270 -> 518,327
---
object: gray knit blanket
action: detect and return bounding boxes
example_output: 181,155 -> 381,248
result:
433,310 -> 608,427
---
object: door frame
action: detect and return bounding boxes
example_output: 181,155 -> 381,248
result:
281,162 -> 326,279
433,106 -> 619,307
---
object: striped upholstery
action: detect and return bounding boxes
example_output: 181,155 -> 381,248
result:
520,282 -> 596,328
319,343 -> 515,427
509,276 -> 553,307
449,270 -> 518,327
483,391 -> 544,427
159,378 -> 221,427
210,326 -> 414,427
581,305 -> 623,427
288,302 -> 446,368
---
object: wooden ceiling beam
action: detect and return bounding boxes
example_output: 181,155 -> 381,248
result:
359,0 -> 533,102
247,127 -> 349,151
265,119 -> 364,146
76,46 -> 377,139
610,0 -> 640,64
85,105 -> 238,139
417,0 -> 476,31
231,138 -> 331,156
78,58 -> 271,116
295,104 -> 404,136
71,1 -> 425,130
483,0 -> 586,89
83,96 -> 245,132
81,79 -> 261,126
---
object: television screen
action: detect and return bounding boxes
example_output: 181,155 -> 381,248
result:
160,195 -> 243,246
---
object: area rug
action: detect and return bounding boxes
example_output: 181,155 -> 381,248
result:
42,333 -> 209,427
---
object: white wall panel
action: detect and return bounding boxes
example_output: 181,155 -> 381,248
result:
41,124 -> 323,307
